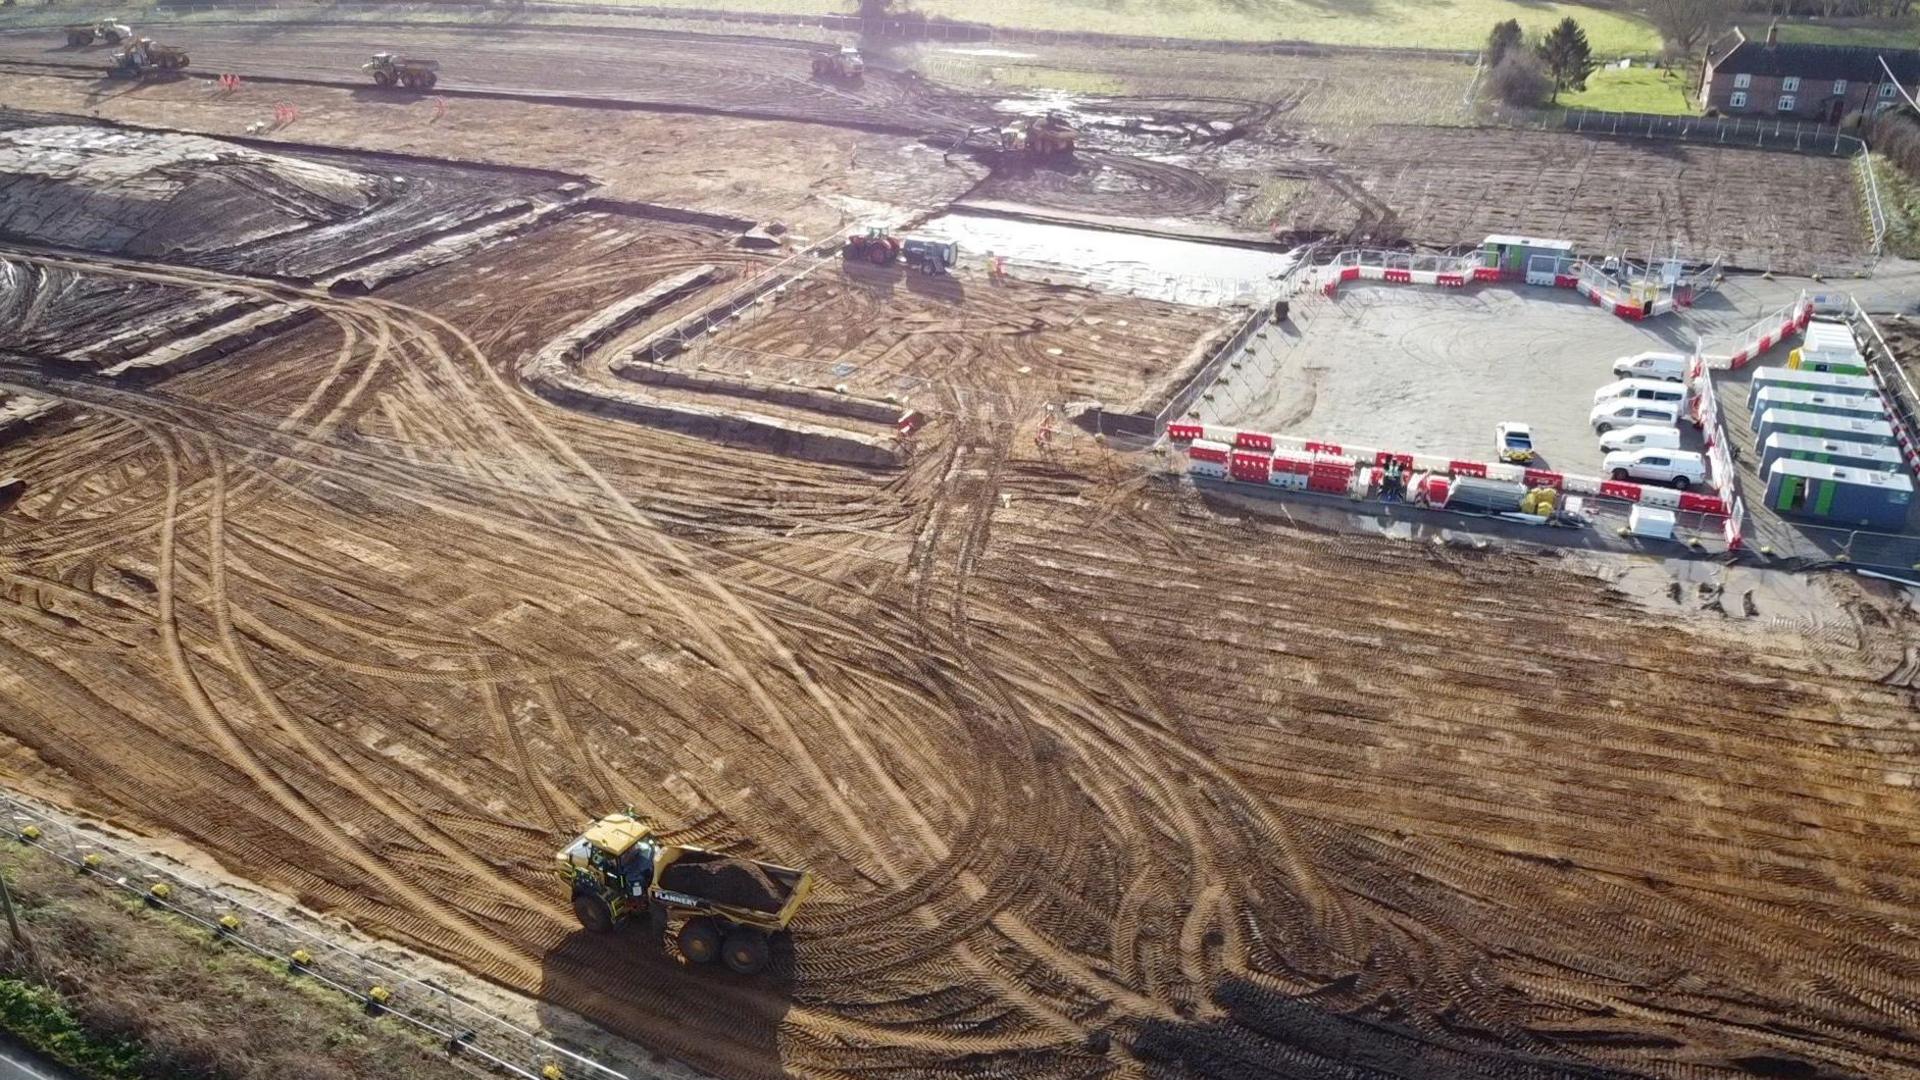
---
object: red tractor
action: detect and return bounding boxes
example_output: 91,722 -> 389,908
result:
843,227 -> 900,266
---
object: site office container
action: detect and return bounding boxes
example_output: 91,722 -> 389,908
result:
1759,433 -> 1905,477
1787,347 -> 1869,377
1755,408 -> 1898,448
1802,320 -> 1858,351
1746,367 -> 1879,412
1751,387 -> 1885,426
1764,458 -> 1914,531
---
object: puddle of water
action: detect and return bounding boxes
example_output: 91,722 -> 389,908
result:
917,212 -> 1300,307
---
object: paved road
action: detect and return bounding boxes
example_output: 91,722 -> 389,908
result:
0,1040 -> 77,1080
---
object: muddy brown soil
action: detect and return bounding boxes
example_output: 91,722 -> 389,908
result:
0,197 -> 1916,1080
0,71 -> 978,240
1283,125 -> 1869,272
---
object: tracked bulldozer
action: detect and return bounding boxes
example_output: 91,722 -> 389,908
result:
1001,111 -> 1077,156
110,38 -> 189,77
364,52 -> 438,90
810,45 -> 864,83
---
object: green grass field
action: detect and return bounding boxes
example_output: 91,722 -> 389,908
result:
1559,64 -> 1696,115
1772,16 -> 1920,47
589,0 -> 1661,54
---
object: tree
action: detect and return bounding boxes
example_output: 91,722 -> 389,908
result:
1644,0 -> 1732,57
854,0 -> 895,17
1485,50 -> 1554,107
1536,17 -> 1596,102
1486,19 -> 1524,67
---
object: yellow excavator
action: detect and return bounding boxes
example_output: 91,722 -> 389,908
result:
553,812 -> 812,975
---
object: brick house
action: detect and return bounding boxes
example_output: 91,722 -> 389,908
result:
1699,26 -> 1920,123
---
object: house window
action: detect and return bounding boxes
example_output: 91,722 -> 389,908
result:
1778,94 -> 1797,111
1734,73 -> 1752,89
1782,76 -> 1801,92
1834,79 -> 1848,95
1884,83 -> 1899,98
1729,91 -> 1748,108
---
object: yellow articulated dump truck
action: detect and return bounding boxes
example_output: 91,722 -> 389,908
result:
553,811 -> 812,976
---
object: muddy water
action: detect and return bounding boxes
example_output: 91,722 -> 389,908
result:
915,211 -> 1299,306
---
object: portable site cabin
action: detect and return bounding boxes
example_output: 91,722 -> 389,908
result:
1802,319 -> 1858,352
1755,408 -> 1898,448
1788,346 -> 1870,377
1442,476 -> 1528,513
1759,433 -> 1906,477
1746,367 -> 1879,411
1750,387 -> 1885,426
1482,235 -> 1575,280
1764,458 -> 1914,531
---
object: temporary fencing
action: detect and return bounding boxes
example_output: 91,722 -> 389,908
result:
0,787 -> 629,1080
1314,247 -> 1720,323
1688,346 -> 1747,550
1699,293 -> 1815,370
1846,299 -> 1920,480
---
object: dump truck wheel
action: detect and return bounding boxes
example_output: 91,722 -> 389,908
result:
375,71 -> 395,87
423,72 -> 437,89
721,929 -> 769,975
678,918 -> 721,964
867,245 -> 892,266
572,891 -> 615,934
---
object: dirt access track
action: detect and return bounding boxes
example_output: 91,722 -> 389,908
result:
0,179 -> 1918,1080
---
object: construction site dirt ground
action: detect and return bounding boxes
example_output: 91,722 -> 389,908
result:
0,16 -> 1918,1080
0,20 -> 1880,268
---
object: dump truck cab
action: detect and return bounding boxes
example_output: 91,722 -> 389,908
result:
555,812 -> 812,975
812,45 -> 864,82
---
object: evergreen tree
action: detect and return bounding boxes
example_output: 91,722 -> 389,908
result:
1486,20 -> 1524,68
1536,17 -> 1596,103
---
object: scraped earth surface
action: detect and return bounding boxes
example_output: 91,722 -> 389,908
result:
0,193 -> 1917,1080
1282,125 -> 1870,272
0,114 -> 571,277
0,255 -> 267,373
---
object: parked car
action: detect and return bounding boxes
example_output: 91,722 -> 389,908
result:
1598,424 -> 1682,453
1495,421 -> 1535,464
1593,378 -> 1686,406
1611,351 -> 1688,382
1590,400 -> 1681,434
1604,448 -> 1708,490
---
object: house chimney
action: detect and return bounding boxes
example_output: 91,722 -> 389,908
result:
1765,21 -> 1779,46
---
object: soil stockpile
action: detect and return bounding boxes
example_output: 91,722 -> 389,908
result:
660,858 -> 783,913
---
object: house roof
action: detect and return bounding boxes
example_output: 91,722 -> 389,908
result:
1712,30 -> 1920,83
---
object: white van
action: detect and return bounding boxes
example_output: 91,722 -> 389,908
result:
1598,424 -> 1682,453
1604,448 -> 1709,489
1590,399 -> 1681,433
1611,351 -> 1688,382
1593,378 -> 1687,406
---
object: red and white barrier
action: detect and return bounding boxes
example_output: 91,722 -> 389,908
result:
1177,425 -> 1728,520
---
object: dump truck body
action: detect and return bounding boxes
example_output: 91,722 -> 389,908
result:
365,53 -> 439,89
554,812 -> 813,974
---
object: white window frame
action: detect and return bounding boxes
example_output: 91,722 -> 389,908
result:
1883,83 -> 1899,98
1729,90 -> 1748,108
1733,72 -> 1752,89
1834,79 -> 1848,95
1777,94 -> 1797,111
1782,76 -> 1801,92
